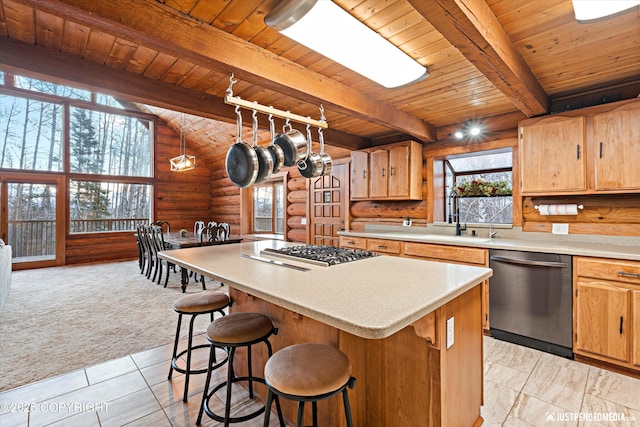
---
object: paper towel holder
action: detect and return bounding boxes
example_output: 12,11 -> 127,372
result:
534,204 -> 584,211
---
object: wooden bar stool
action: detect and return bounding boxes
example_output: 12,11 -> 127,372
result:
197,312 -> 285,426
262,343 -> 356,427
168,291 -> 230,402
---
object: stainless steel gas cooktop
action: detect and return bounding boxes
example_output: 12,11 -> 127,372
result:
261,244 -> 379,267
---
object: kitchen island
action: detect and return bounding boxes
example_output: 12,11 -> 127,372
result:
159,240 -> 493,426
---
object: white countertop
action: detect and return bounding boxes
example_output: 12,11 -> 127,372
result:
339,231 -> 640,261
158,240 -> 492,339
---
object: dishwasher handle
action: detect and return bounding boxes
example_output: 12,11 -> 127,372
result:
490,255 -> 569,268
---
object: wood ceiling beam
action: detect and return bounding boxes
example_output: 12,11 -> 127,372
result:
0,37 -> 365,150
409,0 -> 549,117
16,0 -> 437,143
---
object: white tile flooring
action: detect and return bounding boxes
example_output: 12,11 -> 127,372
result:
1,334 -> 639,426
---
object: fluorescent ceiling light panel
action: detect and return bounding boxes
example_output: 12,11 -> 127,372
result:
572,0 -> 640,22
265,0 -> 428,88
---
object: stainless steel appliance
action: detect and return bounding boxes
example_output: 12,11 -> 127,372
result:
489,249 -> 573,358
261,245 -> 379,266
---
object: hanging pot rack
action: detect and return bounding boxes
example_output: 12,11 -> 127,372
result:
225,74 -> 328,129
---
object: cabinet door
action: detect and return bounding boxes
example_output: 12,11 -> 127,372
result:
594,105 -> 640,190
369,149 -> 388,198
633,290 -> 640,367
388,145 -> 410,198
350,151 -> 369,199
520,116 -> 586,193
575,280 -> 630,362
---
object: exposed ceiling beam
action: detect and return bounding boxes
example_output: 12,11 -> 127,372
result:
0,37 -> 366,150
409,0 -> 549,117
16,0 -> 437,143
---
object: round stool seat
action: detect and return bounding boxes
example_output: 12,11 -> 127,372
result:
174,291 -> 229,314
207,312 -> 274,344
265,343 -> 352,397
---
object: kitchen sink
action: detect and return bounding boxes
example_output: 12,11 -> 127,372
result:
419,234 -> 490,244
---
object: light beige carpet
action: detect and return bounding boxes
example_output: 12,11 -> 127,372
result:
0,260 -> 220,392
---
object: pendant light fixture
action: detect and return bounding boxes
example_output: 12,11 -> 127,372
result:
572,0 -> 640,22
265,0 -> 428,89
170,113 -> 196,172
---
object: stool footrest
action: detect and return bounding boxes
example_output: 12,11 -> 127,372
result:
202,376 -> 267,424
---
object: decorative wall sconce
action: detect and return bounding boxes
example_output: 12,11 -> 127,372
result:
170,113 -> 196,172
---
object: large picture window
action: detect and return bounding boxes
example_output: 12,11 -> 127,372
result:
1,71 -> 154,239
253,181 -> 285,234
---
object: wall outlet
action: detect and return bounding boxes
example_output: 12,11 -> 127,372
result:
403,217 -> 412,227
446,317 -> 454,349
552,223 -> 568,234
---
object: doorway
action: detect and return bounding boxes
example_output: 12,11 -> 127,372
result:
0,173 -> 65,269
309,162 -> 349,246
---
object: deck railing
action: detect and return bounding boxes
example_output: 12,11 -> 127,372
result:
8,218 -> 148,259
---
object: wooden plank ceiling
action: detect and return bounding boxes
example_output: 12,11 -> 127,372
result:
0,0 -> 638,165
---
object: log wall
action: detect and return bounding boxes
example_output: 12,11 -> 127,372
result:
65,119 -> 212,265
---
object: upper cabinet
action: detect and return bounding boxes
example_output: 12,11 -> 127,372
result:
350,140 -> 423,201
593,103 -> 640,191
519,99 -> 640,196
520,115 -> 586,194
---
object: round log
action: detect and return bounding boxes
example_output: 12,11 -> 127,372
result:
287,216 -> 306,229
287,228 -> 307,243
287,177 -> 307,191
350,200 -> 427,218
287,203 -> 306,216
287,190 -> 307,204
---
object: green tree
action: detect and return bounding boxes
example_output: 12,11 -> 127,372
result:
70,108 -> 110,226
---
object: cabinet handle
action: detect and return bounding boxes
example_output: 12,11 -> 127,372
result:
377,245 -> 387,249
390,166 -> 394,176
381,168 -> 385,177
576,144 -> 581,160
619,316 -> 624,334
363,170 -> 366,179
599,142 -> 603,158
618,271 -> 640,279
346,241 -> 354,245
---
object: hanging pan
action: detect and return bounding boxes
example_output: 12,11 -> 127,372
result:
267,114 -> 284,174
318,127 -> 333,176
226,106 -> 258,188
297,124 -> 323,179
273,117 -> 307,166
251,109 -> 273,184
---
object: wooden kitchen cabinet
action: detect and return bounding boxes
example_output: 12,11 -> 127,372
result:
519,98 -> 640,195
574,256 -> 640,372
519,115 -> 586,194
367,238 -> 401,255
350,150 -> 369,199
350,140 -> 422,201
593,102 -> 640,191
339,235 -> 367,250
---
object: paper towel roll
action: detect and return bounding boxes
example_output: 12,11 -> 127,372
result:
536,204 -> 579,215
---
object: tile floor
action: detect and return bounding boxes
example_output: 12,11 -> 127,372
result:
1,335 -> 639,426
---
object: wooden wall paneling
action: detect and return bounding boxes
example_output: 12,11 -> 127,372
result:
285,167 -> 308,243
522,195 -> 640,236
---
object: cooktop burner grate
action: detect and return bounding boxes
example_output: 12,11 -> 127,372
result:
261,245 -> 379,267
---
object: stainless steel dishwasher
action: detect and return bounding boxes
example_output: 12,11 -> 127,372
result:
489,249 -> 573,358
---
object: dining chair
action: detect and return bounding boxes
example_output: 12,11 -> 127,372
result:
194,220 -> 205,236
136,224 -> 150,274
154,220 -> 171,233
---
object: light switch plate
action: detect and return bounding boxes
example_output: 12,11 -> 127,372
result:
301,217 -> 307,225
552,223 -> 569,235
446,317 -> 454,349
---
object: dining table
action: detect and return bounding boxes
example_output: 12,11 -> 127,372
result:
162,231 -> 242,291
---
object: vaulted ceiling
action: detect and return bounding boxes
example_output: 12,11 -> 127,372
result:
0,0 -> 638,165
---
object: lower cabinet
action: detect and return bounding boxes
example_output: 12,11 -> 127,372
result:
339,236 -> 490,331
574,256 -> 640,371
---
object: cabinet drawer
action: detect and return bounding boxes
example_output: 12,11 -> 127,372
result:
576,257 -> 640,286
403,242 -> 487,265
367,239 -> 401,254
339,236 -> 367,250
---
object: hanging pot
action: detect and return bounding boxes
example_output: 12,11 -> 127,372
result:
317,127 -> 333,176
226,107 -> 258,188
251,110 -> 273,184
267,114 -> 284,174
273,118 -> 307,166
297,125 -> 323,178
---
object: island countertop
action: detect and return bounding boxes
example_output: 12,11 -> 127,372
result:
159,240 -> 492,339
